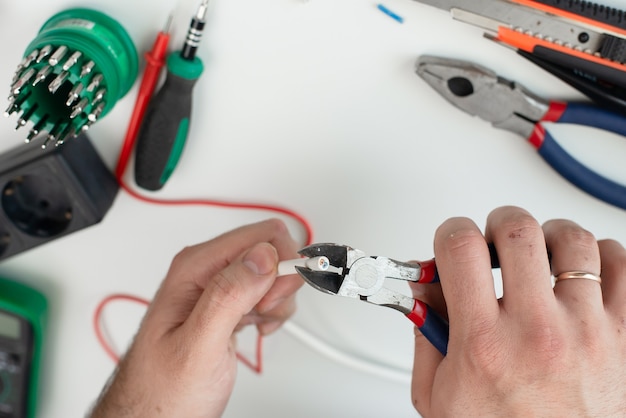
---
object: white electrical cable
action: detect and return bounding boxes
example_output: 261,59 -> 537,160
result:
279,257 -> 411,383
282,320 -> 412,384
277,257 -> 342,276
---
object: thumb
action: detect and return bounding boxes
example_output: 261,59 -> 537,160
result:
184,242 -> 279,343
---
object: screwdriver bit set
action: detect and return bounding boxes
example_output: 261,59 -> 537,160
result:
5,8 -> 138,148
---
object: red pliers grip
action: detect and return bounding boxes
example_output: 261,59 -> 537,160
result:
295,243 -> 449,355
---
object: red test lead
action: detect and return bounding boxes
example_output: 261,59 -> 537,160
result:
102,11 -> 314,377
116,15 -> 173,180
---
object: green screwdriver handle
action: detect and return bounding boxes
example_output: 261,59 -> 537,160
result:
134,52 -> 204,191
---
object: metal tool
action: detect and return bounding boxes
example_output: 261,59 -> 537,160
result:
416,54 -> 626,210
411,0 -> 626,113
295,243 -> 449,355
5,8 -> 138,147
133,1 -> 208,191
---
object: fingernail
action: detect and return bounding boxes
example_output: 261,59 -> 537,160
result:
243,243 -> 277,275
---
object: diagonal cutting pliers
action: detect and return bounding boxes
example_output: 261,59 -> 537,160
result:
295,243 -> 450,355
415,55 -> 626,211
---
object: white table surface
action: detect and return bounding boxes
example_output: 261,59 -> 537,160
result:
1,0 -> 625,417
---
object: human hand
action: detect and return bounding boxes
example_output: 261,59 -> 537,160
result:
90,219 -> 303,418
411,206 -> 626,417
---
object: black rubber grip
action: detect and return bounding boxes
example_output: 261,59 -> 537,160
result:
134,72 -> 198,191
600,35 -> 626,63
519,46 -> 626,114
531,0 -> 626,29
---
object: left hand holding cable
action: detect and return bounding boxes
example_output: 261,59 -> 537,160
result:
89,219 -> 303,418
411,206 -> 626,417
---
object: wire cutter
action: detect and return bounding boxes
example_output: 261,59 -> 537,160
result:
416,55 -> 626,211
295,243 -> 449,355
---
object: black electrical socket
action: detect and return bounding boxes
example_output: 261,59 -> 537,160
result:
0,133 -> 118,260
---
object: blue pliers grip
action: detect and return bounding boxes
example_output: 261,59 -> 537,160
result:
536,103 -> 626,210
416,55 -> 626,210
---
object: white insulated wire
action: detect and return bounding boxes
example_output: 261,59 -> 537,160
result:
282,320 -> 412,384
277,257 -> 342,276
279,258 -> 411,383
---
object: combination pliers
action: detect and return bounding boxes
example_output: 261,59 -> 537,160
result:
411,0 -> 626,113
416,55 -> 626,211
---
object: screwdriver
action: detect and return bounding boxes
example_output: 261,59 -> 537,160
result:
133,0 -> 208,191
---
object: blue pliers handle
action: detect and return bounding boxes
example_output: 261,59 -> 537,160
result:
416,55 -> 626,210
408,300 -> 449,355
534,102 -> 626,210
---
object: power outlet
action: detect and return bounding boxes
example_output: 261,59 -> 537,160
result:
0,134 -> 118,260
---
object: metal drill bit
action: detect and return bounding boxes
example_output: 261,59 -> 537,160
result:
62,51 -> 82,71
43,121 -> 64,149
80,60 -> 95,78
4,103 -> 18,117
199,0 -> 211,16
48,71 -> 69,94
12,68 -> 36,95
16,50 -> 39,72
86,73 -> 103,92
42,135 -> 54,149
66,83 -> 84,106
92,88 -> 106,105
4,92 -> 30,117
15,104 -> 38,130
27,115 -> 48,143
70,98 -> 89,119
56,125 -> 76,146
36,45 -> 53,63
25,50 -> 39,66
87,102 -> 105,122
33,65 -> 53,87
26,129 -> 39,143
48,45 -> 68,66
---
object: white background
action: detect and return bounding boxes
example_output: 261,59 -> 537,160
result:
1,0 -> 626,417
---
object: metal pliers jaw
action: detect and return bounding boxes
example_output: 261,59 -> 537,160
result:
296,243 -> 433,314
296,243 -> 449,355
415,55 -> 549,138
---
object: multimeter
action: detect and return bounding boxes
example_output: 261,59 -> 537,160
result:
0,278 -> 46,418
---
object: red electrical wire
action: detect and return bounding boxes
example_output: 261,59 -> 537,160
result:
94,294 -> 264,372
94,22 -> 314,374
112,17 -> 314,244
93,294 -> 149,363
